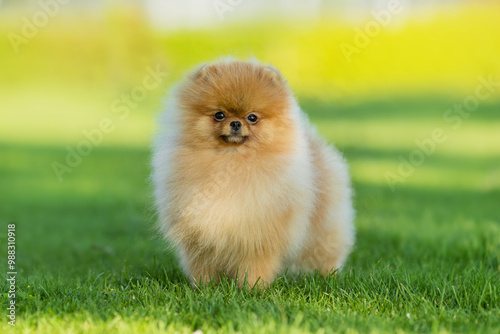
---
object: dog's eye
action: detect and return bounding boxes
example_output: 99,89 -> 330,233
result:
246,114 -> 258,123
214,111 -> 225,121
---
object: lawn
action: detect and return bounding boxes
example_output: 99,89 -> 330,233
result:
1,4 -> 500,333
1,95 -> 499,333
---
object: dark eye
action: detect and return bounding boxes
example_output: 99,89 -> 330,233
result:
246,114 -> 258,123
214,111 -> 225,121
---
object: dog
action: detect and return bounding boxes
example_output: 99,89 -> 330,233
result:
152,58 -> 354,287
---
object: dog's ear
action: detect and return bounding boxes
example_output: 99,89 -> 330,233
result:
263,66 -> 284,84
194,63 -> 219,80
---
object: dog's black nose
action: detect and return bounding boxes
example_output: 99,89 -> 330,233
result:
230,121 -> 242,131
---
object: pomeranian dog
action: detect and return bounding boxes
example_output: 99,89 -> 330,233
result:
152,58 -> 354,287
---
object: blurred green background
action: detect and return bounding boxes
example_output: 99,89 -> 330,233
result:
0,1 -> 499,333
1,1 -> 499,189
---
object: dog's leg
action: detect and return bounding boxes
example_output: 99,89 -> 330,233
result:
237,254 -> 282,289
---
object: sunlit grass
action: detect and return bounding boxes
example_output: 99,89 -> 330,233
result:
1,4 -> 499,334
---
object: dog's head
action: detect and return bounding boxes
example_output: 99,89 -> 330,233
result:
175,60 -> 297,153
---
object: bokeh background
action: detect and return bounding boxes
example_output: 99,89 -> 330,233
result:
1,0 -> 500,182
0,0 -> 499,332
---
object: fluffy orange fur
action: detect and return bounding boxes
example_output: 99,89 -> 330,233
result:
152,59 -> 354,288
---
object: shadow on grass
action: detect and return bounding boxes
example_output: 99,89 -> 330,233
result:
299,96 -> 500,122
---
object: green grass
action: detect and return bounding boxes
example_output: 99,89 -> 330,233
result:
1,5 -> 499,331
1,96 -> 499,333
